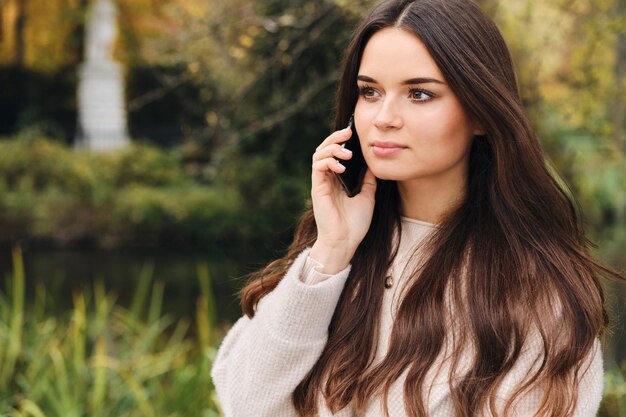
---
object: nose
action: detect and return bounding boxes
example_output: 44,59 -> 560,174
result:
373,98 -> 403,130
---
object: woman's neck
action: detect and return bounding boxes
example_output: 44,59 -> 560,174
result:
397,173 -> 467,225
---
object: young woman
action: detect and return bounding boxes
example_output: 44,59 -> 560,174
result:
211,0 -> 619,416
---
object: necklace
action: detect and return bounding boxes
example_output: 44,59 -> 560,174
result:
384,275 -> 393,289
384,267 -> 394,289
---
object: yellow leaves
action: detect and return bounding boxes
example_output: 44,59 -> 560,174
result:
329,0 -> 374,12
187,61 -> 200,74
0,0 -> 20,65
228,46 -> 246,60
177,0 -> 208,19
246,24 -> 261,37
0,0 -> 85,71
238,34 -> 254,48
277,13 -> 296,27
496,0 -> 622,146
278,38 -> 289,51
205,112 -> 218,127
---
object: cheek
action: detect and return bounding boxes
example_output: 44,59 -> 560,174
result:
400,107 -> 474,178
414,104 -> 474,153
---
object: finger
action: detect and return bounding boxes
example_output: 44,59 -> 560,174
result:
312,158 -> 346,189
315,127 -> 352,153
312,158 -> 346,175
312,143 -> 353,163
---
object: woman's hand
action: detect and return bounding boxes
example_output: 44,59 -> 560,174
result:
309,126 -> 377,274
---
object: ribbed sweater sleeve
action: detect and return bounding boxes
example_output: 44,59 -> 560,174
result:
210,248 -> 351,417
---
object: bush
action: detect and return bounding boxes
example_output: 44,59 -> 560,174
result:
0,136 -> 242,248
599,366 -> 626,417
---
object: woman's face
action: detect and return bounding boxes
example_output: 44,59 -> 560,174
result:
354,28 -> 483,184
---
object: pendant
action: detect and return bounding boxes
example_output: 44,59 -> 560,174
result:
384,275 -> 393,289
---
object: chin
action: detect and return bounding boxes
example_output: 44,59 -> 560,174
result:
368,166 -> 401,181
374,173 -> 397,181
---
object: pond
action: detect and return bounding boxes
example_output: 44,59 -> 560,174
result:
0,244 -> 264,326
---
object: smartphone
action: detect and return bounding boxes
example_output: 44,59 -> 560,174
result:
335,115 -> 367,197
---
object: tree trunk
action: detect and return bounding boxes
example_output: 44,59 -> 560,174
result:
15,0 -> 25,66
0,0 -> 5,43
76,0 -> 89,62
612,0 -> 625,151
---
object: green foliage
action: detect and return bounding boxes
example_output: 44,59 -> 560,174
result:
4,0 -> 623,261
116,0 -> 626,266
211,1 -> 361,238
2,0 -> 86,71
0,246 -> 222,416
540,112 -> 626,267
0,134 -> 97,195
599,366 -> 626,417
104,146 -> 187,187
112,184 -> 240,242
0,136 -> 241,247
492,0 -> 626,270
116,0 -> 370,240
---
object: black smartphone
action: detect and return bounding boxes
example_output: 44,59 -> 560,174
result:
335,115 -> 367,197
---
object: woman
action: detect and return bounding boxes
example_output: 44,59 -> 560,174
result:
211,0 -> 619,416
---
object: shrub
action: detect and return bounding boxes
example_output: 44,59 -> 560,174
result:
0,136 -> 243,248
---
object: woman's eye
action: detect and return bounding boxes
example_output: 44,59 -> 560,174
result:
358,86 -> 378,100
409,88 -> 433,102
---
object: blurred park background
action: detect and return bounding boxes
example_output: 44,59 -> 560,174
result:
0,0 -> 624,415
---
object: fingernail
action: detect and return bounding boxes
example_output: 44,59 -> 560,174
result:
341,147 -> 352,154
337,161 -> 345,169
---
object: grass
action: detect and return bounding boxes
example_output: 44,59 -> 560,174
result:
0,245 -> 222,417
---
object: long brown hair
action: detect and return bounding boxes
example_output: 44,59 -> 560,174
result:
241,1 -> 619,416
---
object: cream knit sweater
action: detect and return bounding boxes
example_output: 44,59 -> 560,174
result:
211,218 -> 603,417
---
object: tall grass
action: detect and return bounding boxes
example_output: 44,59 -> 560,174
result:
0,246 -> 222,417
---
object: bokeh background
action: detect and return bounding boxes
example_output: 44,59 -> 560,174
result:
0,0 -> 624,415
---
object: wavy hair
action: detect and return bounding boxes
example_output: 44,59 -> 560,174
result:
241,0 -> 619,416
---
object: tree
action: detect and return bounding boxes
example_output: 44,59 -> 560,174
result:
15,0 -> 26,66
613,0 -> 625,150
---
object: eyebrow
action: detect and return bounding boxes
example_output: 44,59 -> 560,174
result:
357,75 -> 445,85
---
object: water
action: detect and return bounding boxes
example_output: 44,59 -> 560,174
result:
0,245 -> 623,366
0,245 -> 257,325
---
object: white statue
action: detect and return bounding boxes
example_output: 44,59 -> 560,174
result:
76,0 -> 130,151
85,0 -> 118,62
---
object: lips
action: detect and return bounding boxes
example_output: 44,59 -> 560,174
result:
371,140 -> 408,157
